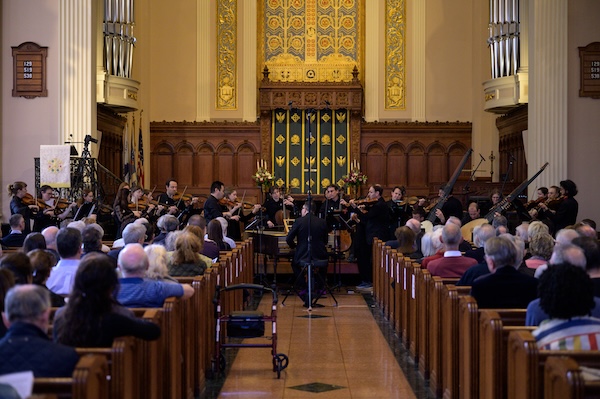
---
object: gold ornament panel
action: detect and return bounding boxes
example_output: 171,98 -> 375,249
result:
385,0 -> 406,109
217,0 -> 237,109
259,0 -> 364,83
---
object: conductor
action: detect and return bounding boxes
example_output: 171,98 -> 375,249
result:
286,202 -> 329,290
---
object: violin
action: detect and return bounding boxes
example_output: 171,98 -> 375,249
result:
21,193 -> 47,211
352,198 -> 379,207
219,198 -> 255,210
525,197 -> 546,210
54,198 -> 72,211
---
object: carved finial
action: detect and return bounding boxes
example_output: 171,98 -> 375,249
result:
352,65 -> 359,83
262,66 -> 270,83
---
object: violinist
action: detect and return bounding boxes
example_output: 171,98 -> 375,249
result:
222,187 -> 261,241
532,185 -> 561,226
553,180 -> 579,232
34,185 -> 77,231
7,181 -> 38,234
130,186 -> 163,224
203,181 -> 227,225
349,184 -> 390,290
73,190 -> 97,222
262,186 -> 296,229
113,186 -> 138,238
387,186 -> 412,238
318,184 -> 348,221
156,179 -> 199,219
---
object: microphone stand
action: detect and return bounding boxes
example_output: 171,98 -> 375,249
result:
464,154 -> 485,193
305,108 -> 315,311
500,153 -> 515,196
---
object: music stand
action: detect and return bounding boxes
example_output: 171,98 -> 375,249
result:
281,258 -> 337,307
328,212 -> 351,290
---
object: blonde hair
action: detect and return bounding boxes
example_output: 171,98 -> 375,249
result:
173,232 -> 202,265
7,181 -> 26,196
144,244 -> 169,279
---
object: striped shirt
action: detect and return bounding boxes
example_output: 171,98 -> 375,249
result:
533,317 -> 600,350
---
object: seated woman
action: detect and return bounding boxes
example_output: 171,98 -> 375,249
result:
533,263 -> 600,350
53,252 -> 160,347
525,232 -> 554,269
145,244 -> 178,283
28,249 -> 64,307
385,226 -> 418,258
167,232 -> 207,277
207,219 -> 231,251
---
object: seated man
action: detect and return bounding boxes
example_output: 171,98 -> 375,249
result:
45,227 -> 82,296
116,243 -> 194,307
0,285 -> 79,377
427,223 -> 477,278
471,235 -> 539,308
0,214 -> 26,248
533,263 -> 600,349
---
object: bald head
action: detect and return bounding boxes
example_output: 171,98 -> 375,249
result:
441,223 -> 462,250
405,218 -> 421,234
41,226 -> 59,250
550,243 -> 586,269
117,244 -> 149,277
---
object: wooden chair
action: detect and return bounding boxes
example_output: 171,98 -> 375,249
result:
75,336 -> 136,399
33,354 -> 109,399
508,330 -> 600,399
479,309 -> 534,399
544,356 -> 600,399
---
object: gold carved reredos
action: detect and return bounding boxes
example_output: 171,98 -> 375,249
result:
258,0 -> 365,84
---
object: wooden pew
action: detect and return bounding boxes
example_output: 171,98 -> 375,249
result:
74,336 -> 136,399
132,309 -> 164,399
428,276 -> 459,397
457,297 -> 528,399
417,268 -> 432,379
508,330 -> 600,399
544,356 -> 600,399
440,284 -> 471,399
33,354 -> 109,399
479,309 -> 535,399
408,260 -> 424,361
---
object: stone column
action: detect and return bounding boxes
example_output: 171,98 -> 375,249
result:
528,0 -> 568,187
60,0 -> 98,154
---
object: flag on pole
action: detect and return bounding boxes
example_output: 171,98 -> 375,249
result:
137,112 -> 145,187
123,123 -> 130,182
129,119 -> 137,186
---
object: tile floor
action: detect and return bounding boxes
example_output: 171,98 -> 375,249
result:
203,289 -> 434,398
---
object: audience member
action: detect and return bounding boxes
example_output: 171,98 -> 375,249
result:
471,235 -> 538,308
216,217 -> 236,249
108,223 -> 146,260
421,229 -> 444,268
207,219 -> 231,251
168,232 -> 207,276
153,214 -> 179,246
0,285 -> 79,377
525,233 -> 554,269
0,269 -> 15,338
0,253 -> 33,285
0,214 -> 26,248
22,232 -> 47,253
116,244 -> 194,307
45,228 -> 82,295
54,253 -> 161,347
41,226 -> 60,260
427,223 -> 477,278
144,244 -> 178,283
81,224 -> 104,257
532,264 -> 600,349
28,249 -> 64,307
187,215 -> 220,259
464,223 -> 495,264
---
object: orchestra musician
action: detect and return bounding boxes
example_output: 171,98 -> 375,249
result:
33,185 -> 77,232
433,184 -> 464,225
113,185 -> 138,238
461,202 -> 481,226
7,181 -> 38,234
318,184 -> 349,226
387,186 -> 412,238
156,179 -> 199,221
262,186 -> 296,229
349,184 -> 390,290
130,186 -> 163,224
73,190 -> 98,222
203,181 -> 228,225
553,179 -> 579,232
221,186 -> 261,241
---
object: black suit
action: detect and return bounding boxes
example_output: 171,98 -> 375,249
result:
354,197 -> 389,283
286,213 -> 329,285
203,195 -> 223,225
554,196 -> 578,231
470,266 -> 538,309
1,232 -> 25,248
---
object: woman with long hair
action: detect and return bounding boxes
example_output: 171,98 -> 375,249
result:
167,232 -> 206,276
207,219 -> 230,251
113,185 -> 138,238
53,253 -> 160,347
7,181 -> 38,234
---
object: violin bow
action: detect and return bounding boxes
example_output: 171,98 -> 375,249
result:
176,185 -> 188,208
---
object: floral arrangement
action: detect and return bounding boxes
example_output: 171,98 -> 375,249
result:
342,160 -> 368,187
253,160 -> 275,189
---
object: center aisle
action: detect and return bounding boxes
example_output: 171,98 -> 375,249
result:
213,291 -> 417,398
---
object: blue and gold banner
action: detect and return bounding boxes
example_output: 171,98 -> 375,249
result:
272,108 -> 349,194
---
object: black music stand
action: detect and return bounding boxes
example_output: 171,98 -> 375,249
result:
328,212 -> 351,290
281,259 -> 337,307
246,192 -> 270,287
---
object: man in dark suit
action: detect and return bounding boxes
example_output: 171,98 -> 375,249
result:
0,285 -> 79,377
286,201 -> 329,289
0,214 -> 26,248
350,184 -> 390,290
471,235 -> 539,309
